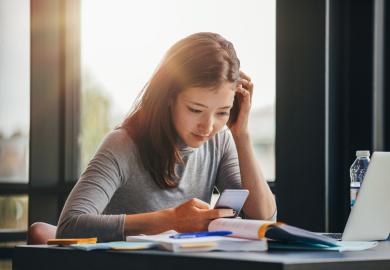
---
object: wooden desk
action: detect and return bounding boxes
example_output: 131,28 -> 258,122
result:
13,241 -> 390,270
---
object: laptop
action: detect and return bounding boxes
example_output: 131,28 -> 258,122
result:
325,152 -> 390,241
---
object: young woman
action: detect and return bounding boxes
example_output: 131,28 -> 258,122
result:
56,32 -> 276,242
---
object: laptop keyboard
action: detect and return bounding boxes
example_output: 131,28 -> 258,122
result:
322,233 -> 342,241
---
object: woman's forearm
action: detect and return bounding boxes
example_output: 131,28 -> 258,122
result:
124,199 -> 235,236
124,208 -> 174,236
233,132 -> 276,220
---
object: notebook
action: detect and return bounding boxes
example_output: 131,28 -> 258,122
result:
208,218 -> 377,251
69,241 -> 156,251
47,237 -> 97,245
126,231 -> 267,252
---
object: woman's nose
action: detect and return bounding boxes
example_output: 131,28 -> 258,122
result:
197,116 -> 213,135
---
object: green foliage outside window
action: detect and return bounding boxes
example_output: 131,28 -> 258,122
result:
0,195 -> 28,230
80,73 -> 112,173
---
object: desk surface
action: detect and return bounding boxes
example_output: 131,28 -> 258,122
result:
13,241 -> 390,270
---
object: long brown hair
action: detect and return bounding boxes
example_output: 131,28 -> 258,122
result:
120,32 -> 240,188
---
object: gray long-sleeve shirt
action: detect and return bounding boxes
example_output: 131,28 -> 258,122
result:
56,126 -> 244,242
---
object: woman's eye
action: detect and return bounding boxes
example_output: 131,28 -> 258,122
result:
188,107 -> 202,113
218,111 -> 230,116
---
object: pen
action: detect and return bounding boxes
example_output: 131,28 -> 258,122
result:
170,231 -> 232,239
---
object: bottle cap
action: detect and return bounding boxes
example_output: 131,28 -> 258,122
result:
356,150 -> 370,157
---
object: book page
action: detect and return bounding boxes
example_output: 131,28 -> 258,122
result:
208,218 -> 274,240
126,232 -> 266,252
127,233 -> 224,244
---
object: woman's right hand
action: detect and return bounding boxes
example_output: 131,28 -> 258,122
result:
169,198 -> 235,232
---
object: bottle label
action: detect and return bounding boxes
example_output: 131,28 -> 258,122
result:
350,186 -> 359,207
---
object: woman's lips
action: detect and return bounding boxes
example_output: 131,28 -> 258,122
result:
192,133 -> 209,141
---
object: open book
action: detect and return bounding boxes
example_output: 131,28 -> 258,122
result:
208,218 -> 377,251
126,231 -> 267,252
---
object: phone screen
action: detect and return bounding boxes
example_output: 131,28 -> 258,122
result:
214,189 -> 249,217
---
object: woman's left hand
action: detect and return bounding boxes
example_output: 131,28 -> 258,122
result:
229,70 -> 253,137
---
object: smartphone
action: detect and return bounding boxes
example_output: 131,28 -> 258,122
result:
214,189 -> 249,217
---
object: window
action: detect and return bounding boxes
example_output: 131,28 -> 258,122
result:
0,0 -> 30,184
80,0 -> 276,180
0,0 -> 30,233
0,195 -> 28,231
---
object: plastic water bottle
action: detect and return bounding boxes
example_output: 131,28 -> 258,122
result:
350,150 -> 370,208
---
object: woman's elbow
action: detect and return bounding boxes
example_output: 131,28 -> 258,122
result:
55,215 -> 78,238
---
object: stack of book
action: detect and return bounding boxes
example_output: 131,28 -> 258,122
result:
47,218 -> 378,252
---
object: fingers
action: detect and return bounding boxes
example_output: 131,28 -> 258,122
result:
237,71 -> 253,99
187,199 -> 235,219
173,199 -> 235,232
239,71 -> 251,81
202,208 -> 235,220
236,84 -> 251,106
188,198 -> 210,210
238,79 -> 253,95
239,79 -> 253,91
237,85 -> 251,97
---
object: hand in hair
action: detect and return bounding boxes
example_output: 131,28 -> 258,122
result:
229,70 -> 254,137
169,198 -> 235,232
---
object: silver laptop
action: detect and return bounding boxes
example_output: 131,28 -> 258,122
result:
327,152 -> 390,241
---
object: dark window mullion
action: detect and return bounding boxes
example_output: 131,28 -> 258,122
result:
328,0 -> 374,232
276,0 -> 327,231
0,184 -> 28,195
29,0 -> 80,227
30,0 -> 64,226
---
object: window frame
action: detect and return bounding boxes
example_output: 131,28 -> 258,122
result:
0,0 -> 80,242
